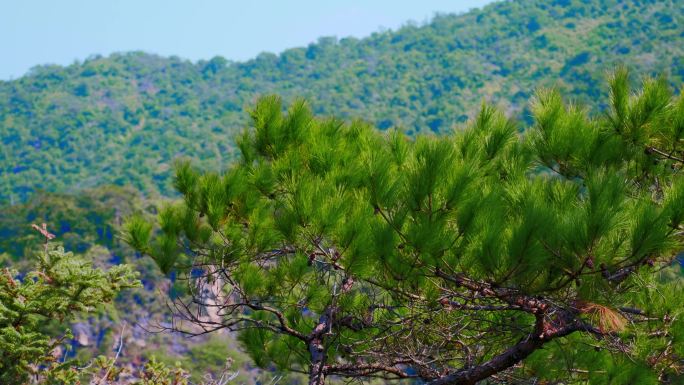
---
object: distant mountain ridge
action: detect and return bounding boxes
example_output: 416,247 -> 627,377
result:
1,0 -> 683,202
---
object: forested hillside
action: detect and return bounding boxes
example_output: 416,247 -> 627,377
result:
1,0 -> 683,202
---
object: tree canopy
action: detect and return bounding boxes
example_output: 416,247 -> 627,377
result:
128,70 -> 684,384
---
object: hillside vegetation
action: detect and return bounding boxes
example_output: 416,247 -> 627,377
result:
1,0 -> 683,202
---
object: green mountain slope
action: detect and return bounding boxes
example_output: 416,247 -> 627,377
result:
1,0 -> 683,202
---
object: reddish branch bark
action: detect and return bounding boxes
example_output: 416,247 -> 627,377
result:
428,311 -> 599,385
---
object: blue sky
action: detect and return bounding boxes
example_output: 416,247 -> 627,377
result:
0,0 -> 494,80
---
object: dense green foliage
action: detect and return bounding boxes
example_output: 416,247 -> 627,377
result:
0,186 -> 144,259
129,70 -> 684,384
0,186 -> 282,383
2,0 -> 683,202
0,243 -> 138,384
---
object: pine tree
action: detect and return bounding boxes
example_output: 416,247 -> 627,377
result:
127,70 -> 684,384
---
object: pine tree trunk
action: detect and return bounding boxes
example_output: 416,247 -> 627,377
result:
308,337 -> 326,385
308,311 -> 331,385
